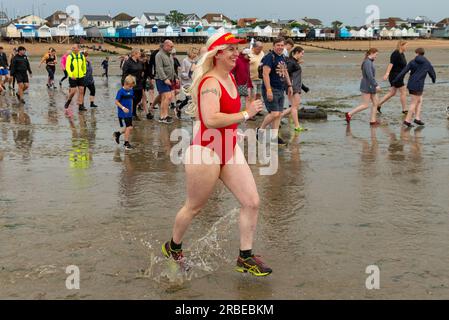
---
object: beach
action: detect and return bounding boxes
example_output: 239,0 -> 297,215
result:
1,49 -> 449,299
2,39 -> 449,57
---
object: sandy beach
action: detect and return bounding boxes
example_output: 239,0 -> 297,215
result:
2,39 -> 449,57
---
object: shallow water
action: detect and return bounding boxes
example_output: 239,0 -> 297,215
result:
1,51 -> 449,299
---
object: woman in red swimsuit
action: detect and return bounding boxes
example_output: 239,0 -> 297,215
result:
162,33 -> 271,277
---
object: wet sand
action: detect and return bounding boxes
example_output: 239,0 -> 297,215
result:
1,50 -> 449,299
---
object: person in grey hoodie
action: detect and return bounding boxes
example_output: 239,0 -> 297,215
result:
393,47 -> 436,127
346,48 -> 381,126
83,52 -> 98,108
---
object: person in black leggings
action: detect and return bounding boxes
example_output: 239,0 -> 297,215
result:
39,48 -> 57,89
83,52 -> 98,108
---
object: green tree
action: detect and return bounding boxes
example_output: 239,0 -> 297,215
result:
331,20 -> 344,30
166,10 -> 186,26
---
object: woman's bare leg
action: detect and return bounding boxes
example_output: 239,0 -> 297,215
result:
220,147 -> 260,251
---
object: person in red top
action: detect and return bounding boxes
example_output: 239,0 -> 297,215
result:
161,33 -> 272,277
232,48 -> 253,112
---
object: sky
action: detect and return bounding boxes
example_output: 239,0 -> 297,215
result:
3,0 -> 449,26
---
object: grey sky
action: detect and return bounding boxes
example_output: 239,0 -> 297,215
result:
3,0 -> 449,26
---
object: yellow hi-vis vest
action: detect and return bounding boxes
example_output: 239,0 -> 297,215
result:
66,52 -> 87,79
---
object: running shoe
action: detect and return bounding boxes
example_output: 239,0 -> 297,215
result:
403,121 -> 414,128
137,104 -> 142,111
414,119 -> 425,126
64,100 -> 70,109
158,117 -> 173,124
402,110 -> 408,115
174,107 -> 182,119
79,105 -> 87,112
345,112 -> 352,123
235,255 -> 272,277
113,132 -> 121,144
272,136 -> 287,146
294,126 -> 306,133
370,121 -> 381,126
90,103 -> 99,108
162,241 -> 190,271
124,142 -> 134,150
146,112 -> 154,120
377,106 -> 382,114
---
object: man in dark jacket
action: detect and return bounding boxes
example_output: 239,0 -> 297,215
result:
394,47 -> 436,127
9,46 -> 32,104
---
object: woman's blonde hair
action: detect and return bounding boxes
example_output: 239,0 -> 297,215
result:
185,33 -> 230,116
397,40 -> 408,50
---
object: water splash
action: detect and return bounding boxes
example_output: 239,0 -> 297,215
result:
138,209 -> 240,284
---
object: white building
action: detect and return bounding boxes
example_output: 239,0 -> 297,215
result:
80,15 -> 113,28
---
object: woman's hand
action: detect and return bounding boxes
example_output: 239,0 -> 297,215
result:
246,99 -> 264,118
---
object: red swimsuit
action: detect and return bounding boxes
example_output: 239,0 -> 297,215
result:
192,75 -> 241,166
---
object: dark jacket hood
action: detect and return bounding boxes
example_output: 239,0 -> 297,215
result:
415,55 -> 427,64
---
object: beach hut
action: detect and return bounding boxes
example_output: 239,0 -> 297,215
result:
50,23 -> 69,37
432,26 -> 449,38
306,28 -> 316,39
206,26 -> 218,36
366,27 -> 374,38
37,25 -> 52,39
16,24 -> 38,38
407,27 -> 419,38
85,26 -> 103,39
261,25 -> 273,37
253,26 -> 262,36
131,24 -> 145,37
99,26 -> 118,38
358,28 -> 367,38
165,25 -> 178,37
380,27 -> 390,39
349,28 -> 359,38
393,28 -> 402,38
339,27 -> 351,39
0,22 -> 21,38
401,28 -> 408,37
117,26 -> 132,38
69,23 -> 87,37
322,28 -> 335,39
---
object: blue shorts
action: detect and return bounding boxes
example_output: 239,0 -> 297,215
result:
0,69 -> 9,76
156,79 -> 172,94
262,87 -> 285,113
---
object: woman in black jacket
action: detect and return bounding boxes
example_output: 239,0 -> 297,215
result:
281,46 -> 309,132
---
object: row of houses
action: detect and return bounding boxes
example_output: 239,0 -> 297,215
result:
2,11 -> 449,41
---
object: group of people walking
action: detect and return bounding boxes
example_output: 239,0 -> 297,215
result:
346,40 -> 437,128
0,36 -> 442,278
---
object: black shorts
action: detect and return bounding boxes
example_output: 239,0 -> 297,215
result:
119,117 -> 133,128
15,72 -> 29,84
389,74 -> 405,88
69,77 -> 86,88
409,90 -> 423,96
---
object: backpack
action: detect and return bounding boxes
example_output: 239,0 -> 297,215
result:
258,51 -> 275,80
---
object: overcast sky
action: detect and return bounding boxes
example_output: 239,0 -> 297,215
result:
3,0 -> 449,25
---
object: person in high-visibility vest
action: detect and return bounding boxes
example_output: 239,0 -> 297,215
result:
65,44 -> 87,112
